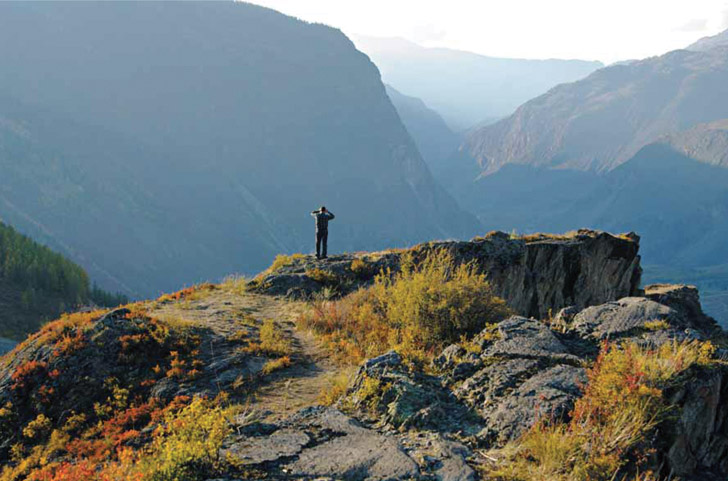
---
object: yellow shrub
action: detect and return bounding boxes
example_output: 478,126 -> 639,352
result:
317,370 -> 355,406
244,319 -> 291,357
305,268 -> 340,286
643,319 -> 670,331
350,259 -> 374,278
134,396 -> 238,481
268,253 -> 304,273
300,249 -> 511,365
219,274 -> 249,295
356,375 -> 391,412
22,414 -> 51,440
262,356 -> 292,375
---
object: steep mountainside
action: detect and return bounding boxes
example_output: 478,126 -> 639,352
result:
354,36 -> 603,130
1,233 -> 725,481
0,221 -> 125,341
385,85 -> 461,173
661,119 -> 728,167
463,46 -> 728,175
0,2 -> 477,298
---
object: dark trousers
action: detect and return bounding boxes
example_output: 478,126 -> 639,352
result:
316,230 -> 328,258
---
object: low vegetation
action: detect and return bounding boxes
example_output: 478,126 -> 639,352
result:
300,249 -> 511,365
268,253 -> 305,274
243,319 -> 292,357
316,370 -> 355,406
0,283 -> 300,481
156,283 -> 216,304
480,339 -> 717,481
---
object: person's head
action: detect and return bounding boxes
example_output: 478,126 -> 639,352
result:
320,206 -> 327,212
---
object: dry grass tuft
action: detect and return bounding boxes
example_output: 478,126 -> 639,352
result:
480,339 -> 717,481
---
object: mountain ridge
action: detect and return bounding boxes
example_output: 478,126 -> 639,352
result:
0,2 -> 479,298
463,45 -> 728,175
353,35 -> 603,130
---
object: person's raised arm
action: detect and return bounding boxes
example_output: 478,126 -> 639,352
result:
311,210 -> 318,216
327,211 -> 335,220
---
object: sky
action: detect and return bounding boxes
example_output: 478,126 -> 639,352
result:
247,0 -> 728,63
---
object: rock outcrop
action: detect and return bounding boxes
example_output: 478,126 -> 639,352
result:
4,231 -> 726,481
318,286 -> 724,480
221,407 -> 476,481
226,279 -> 728,480
254,229 -> 641,319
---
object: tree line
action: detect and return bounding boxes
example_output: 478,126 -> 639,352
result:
0,221 -> 127,312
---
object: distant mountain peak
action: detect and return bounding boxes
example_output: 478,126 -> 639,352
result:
352,35 -> 603,131
461,44 -> 728,175
687,28 -> 728,51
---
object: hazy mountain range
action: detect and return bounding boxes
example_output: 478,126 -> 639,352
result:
0,2 -> 478,297
384,85 -> 461,173
407,33 -> 728,324
688,28 -> 728,51
462,46 -> 728,175
353,35 -> 604,130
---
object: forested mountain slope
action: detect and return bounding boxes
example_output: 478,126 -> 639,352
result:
0,222 -> 125,340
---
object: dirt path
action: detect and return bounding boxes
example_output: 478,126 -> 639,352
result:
147,287 -> 345,421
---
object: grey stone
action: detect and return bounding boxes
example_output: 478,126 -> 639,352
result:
222,429 -> 310,465
645,284 -> 721,335
284,408 -> 419,481
432,344 -> 466,371
343,350 -> 483,435
665,368 -> 728,479
571,297 -> 678,340
482,316 -> 580,363
455,358 -> 540,407
478,364 -> 587,445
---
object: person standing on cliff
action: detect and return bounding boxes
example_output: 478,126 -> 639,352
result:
311,206 -> 335,259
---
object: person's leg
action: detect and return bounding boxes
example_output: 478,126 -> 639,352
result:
315,232 -> 322,259
322,231 -> 328,258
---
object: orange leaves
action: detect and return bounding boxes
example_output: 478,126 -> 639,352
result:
52,330 -> 87,358
156,283 -> 215,304
28,460 -> 96,481
11,360 -> 48,392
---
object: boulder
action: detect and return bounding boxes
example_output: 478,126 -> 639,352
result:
645,284 -> 720,335
480,316 -> 581,363
478,364 -> 586,444
570,297 -> 679,340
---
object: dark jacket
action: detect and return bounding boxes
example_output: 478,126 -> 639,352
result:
311,210 -> 335,232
